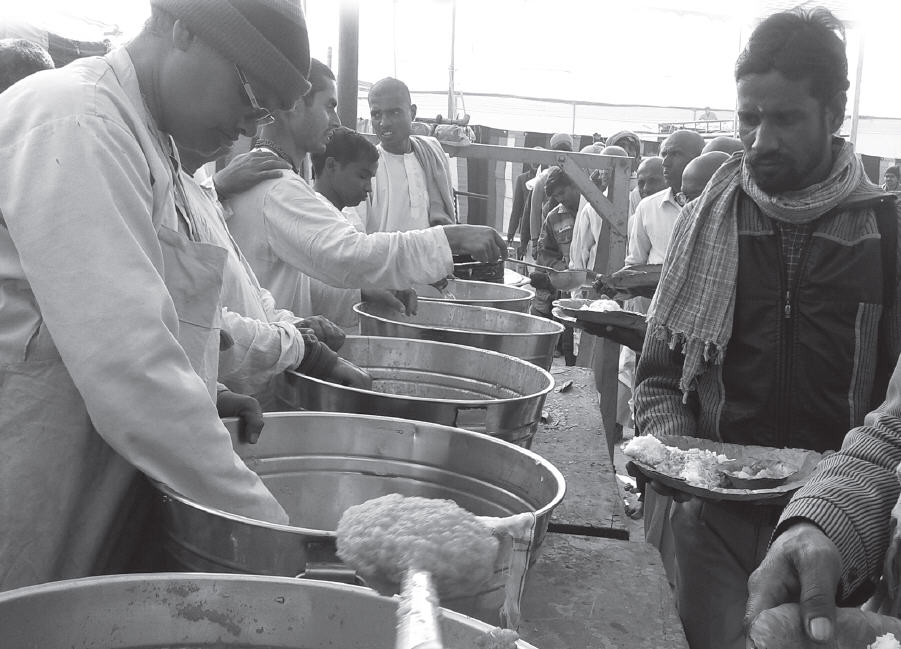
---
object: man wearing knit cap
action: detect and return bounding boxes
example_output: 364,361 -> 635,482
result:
606,130 -> 644,214
527,132 -> 574,258
358,77 -> 457,234
0,0 -> 313,591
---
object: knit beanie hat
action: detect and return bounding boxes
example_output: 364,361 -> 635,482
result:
606,130 -> 640,151
549,132 -> 574,151
150,0 -> 311,106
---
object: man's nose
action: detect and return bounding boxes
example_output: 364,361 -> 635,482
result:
750,120 -> 778,155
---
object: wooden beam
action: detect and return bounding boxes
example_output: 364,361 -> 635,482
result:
441,143 -> 630,239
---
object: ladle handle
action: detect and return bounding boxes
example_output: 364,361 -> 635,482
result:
505,258 -> 554,273
396,569 -> 443,649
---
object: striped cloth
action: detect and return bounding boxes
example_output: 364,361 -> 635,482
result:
648,140 -> 864,397
778,358 -> 901,603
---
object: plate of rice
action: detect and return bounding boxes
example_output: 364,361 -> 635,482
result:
622,434 -> 823,501
552,298 -> 645,329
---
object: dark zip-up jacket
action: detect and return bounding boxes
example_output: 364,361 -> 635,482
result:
635,189 -> 901,454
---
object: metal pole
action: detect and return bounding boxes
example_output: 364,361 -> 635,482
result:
447,0 -> 457,120
337,0 -> 360,128
849,31 -> 865,147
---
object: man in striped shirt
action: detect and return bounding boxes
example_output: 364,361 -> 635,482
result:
632,8 -> 901,649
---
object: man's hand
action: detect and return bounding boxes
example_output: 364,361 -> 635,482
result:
576,320 -> 647,352
298,315 -> 345,351
745,521 -> 842,646
328,357 -> 373,390
361,288 -> 418,316
443,225 -> 508,263
216,388 -> 264,444
212,150 -> 292,199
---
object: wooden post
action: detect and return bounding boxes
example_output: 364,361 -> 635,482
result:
432,140 -> 631,448
337,0 -> 360,129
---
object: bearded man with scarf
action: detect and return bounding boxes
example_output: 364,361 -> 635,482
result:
632,8 -> 901,649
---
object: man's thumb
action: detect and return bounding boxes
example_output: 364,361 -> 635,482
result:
800,579 -> 837,643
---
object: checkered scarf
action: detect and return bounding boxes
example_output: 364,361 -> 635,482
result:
647,139 -> 864,397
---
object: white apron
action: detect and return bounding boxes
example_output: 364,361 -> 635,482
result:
0,226 -> 226,590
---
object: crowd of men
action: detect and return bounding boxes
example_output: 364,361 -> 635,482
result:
2,3 -> 901,649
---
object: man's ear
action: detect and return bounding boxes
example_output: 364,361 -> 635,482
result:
171,19 -> 195,52
826,91 -> 847,133
325,157 -> 339,173
410,103 -> 417,121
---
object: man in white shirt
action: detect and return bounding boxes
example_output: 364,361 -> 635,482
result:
358,76 -> 456,233
308,126 -> 419,331
226,60 -> 506,320
626,130 -> 704,266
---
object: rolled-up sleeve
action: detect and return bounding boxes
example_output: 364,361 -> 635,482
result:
218,308 -> 305,395
775,357 -> 901,604
0,112 -> 287,524
263,180 -> 453,290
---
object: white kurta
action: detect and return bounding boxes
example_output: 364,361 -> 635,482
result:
225,163 -> 453,317
0,48 -> 287,590
361,149 -> 431,233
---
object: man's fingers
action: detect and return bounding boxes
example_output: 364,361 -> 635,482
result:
404,291 -> 418,316
745,563 -> 793,633
240,403 -> 265,444
744,522 -> 841,646
260,157 -> 291,170
493,231 -> 508,258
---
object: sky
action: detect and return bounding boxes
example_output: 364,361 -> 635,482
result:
4,0 -> 901,119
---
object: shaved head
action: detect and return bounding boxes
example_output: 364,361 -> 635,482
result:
369,77 -> 412,106
368,77 -> 416,153
702,136 -> 744,155
636,156 -> 666,198
600,145 -> 628,157
681,151 -> 729,202
661,129 -> 705,191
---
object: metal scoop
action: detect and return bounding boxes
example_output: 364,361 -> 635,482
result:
506,259 -> 596,291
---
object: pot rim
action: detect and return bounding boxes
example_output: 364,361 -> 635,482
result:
155,412 -> 566,533
353,301 -> 565,337
286,336 -> 555,405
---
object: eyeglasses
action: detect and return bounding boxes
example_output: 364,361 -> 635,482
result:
234,65 -> 275,126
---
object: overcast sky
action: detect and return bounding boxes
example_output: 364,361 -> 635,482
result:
5,0 -> 900,118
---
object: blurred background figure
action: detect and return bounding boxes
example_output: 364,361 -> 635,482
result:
702,135 -> 744,155
0,38 -> 54,93
883,165 -> 901,193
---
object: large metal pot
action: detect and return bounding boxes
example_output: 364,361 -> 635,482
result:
354,300 -> 563,371
0,573 -> 540,648
416,278 -> 534,313
275,336 -> 554,446
156,412 -> 565,626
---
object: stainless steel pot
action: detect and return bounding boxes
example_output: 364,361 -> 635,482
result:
275,336 -> 554,446
354,300 -> 563,371
156,412 -> 565,626
0,573 -> 540,648
415,278 -> 534,313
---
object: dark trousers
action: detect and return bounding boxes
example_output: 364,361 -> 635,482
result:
531,306 -> 575,364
